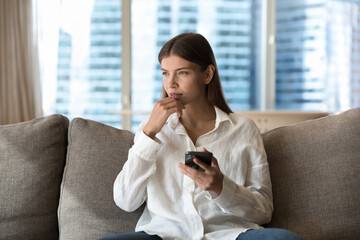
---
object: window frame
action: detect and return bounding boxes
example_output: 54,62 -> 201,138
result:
121,0 -> 132,130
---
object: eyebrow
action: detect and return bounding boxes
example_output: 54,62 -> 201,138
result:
160,67 -> 192,71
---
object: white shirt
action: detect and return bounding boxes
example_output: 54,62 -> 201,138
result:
114,106 -> 273,240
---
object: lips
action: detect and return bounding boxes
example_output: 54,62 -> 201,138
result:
169,93 -> 182,100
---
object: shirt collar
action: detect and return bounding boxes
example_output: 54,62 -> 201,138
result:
214,106 -> 235,127
166,106 -> 234,132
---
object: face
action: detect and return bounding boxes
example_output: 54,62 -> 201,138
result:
161,55 -> 210,105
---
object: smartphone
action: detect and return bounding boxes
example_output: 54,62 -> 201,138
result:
185,151 -> 213,172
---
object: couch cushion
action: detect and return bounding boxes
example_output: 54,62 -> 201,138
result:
263,107 -> 360,240
0,114 -> 68,240
58,118 -> 143,240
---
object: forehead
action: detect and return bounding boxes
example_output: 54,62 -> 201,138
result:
160,55 -> 199,70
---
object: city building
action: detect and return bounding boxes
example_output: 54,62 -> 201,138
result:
55,0 -> 360,129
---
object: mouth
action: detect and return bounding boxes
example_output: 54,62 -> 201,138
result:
169,93 -> 183,100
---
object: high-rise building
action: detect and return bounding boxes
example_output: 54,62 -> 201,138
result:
131,0 -> 261,129
151,0 -> 260,110
325,0 -> 360,111
54,0 -> 360,129
57,0 -> 122,127
276,0 -> 327,110
275,0 -> 360,111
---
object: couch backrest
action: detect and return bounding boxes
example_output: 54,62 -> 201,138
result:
57,118 -> 142,240
58,108 -> 360,240
2,108 -> 359,240
262,107 -> 360,240
0,114 -> 68,240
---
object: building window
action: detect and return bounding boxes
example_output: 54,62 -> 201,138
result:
56,0 -> 122,128
48,0 -> 360,130
131,0 -> 262,129
276,0 -> 360,111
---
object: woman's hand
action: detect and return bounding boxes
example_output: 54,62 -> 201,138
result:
178,148 -> 224,195
143,97 -> 185,139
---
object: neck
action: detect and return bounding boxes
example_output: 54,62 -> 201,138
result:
180,101 -> 216,128
179,100 -> 216,145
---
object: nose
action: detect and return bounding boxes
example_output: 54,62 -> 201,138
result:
165,74 -> 178,89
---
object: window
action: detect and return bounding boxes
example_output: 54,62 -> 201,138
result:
276,0 -> 360,111
131,0 -> 263,130
56,0 -> 122,128
44,0 -> 360,131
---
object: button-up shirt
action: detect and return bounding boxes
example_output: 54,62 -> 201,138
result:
114,106 -> 273,240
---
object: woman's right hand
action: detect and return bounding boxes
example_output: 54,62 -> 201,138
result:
143,97 -> 185,139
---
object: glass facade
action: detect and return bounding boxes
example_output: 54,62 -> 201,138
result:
276,0 -> 360,111
131,0 -> 262,128
325,0 -> 360,111
56,0 -> 122,127
53,0 -> 360,130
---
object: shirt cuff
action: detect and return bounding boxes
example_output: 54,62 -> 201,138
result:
132,130 -> 161,162
206,191 -> 220,199
212,175 -> 237,209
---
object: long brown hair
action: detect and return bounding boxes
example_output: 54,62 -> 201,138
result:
158,33 -> 233,114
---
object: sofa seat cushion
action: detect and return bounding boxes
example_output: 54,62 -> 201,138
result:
0,114 -> 69,240
58,118 -> 142,240
262,107 -> 360,240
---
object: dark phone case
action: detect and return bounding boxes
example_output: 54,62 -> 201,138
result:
185,151 -> 213,172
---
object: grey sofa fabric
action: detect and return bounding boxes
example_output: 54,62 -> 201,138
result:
262,108 -> 360,239
1,108 -> 359,240
58,118 -> 142,240
0,114 -> 68,240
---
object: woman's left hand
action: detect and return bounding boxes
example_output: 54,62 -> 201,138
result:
178,148 -> 224,195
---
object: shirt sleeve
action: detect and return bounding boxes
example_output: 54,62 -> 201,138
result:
212,119 -> 273,225
113,121 -> 161,212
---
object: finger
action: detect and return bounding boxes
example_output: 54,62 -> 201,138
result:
145,99 -> 177,133
211,156 -> 219,167
168,99 -> 186,111
176,101 -> 185,110
175,100 -> 184,112
176,100 -> 185,109
156,97 -> 178,109
162,98 -> 178,107
179,163 -> 219,192
193,158 -> 212,172
155,101 -> 179,115
162,96 -> 178,103
164,97 -> 184,108
162,97 -> 184,110
178,163 -> 202,179
201,148 -> 218,167
177,107 -> 183,118
164,99 -> 184,118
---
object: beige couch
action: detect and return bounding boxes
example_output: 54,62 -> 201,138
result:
0,108 -> 359,240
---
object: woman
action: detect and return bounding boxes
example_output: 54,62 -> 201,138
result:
100,33 -> 302,240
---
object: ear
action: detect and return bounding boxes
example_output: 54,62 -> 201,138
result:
204,64 -> 215,84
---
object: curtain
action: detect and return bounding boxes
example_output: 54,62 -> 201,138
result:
0,0 -> 42,125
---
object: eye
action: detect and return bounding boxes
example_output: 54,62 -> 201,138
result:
178,71 -> 188,75
162,71 -> 169,76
